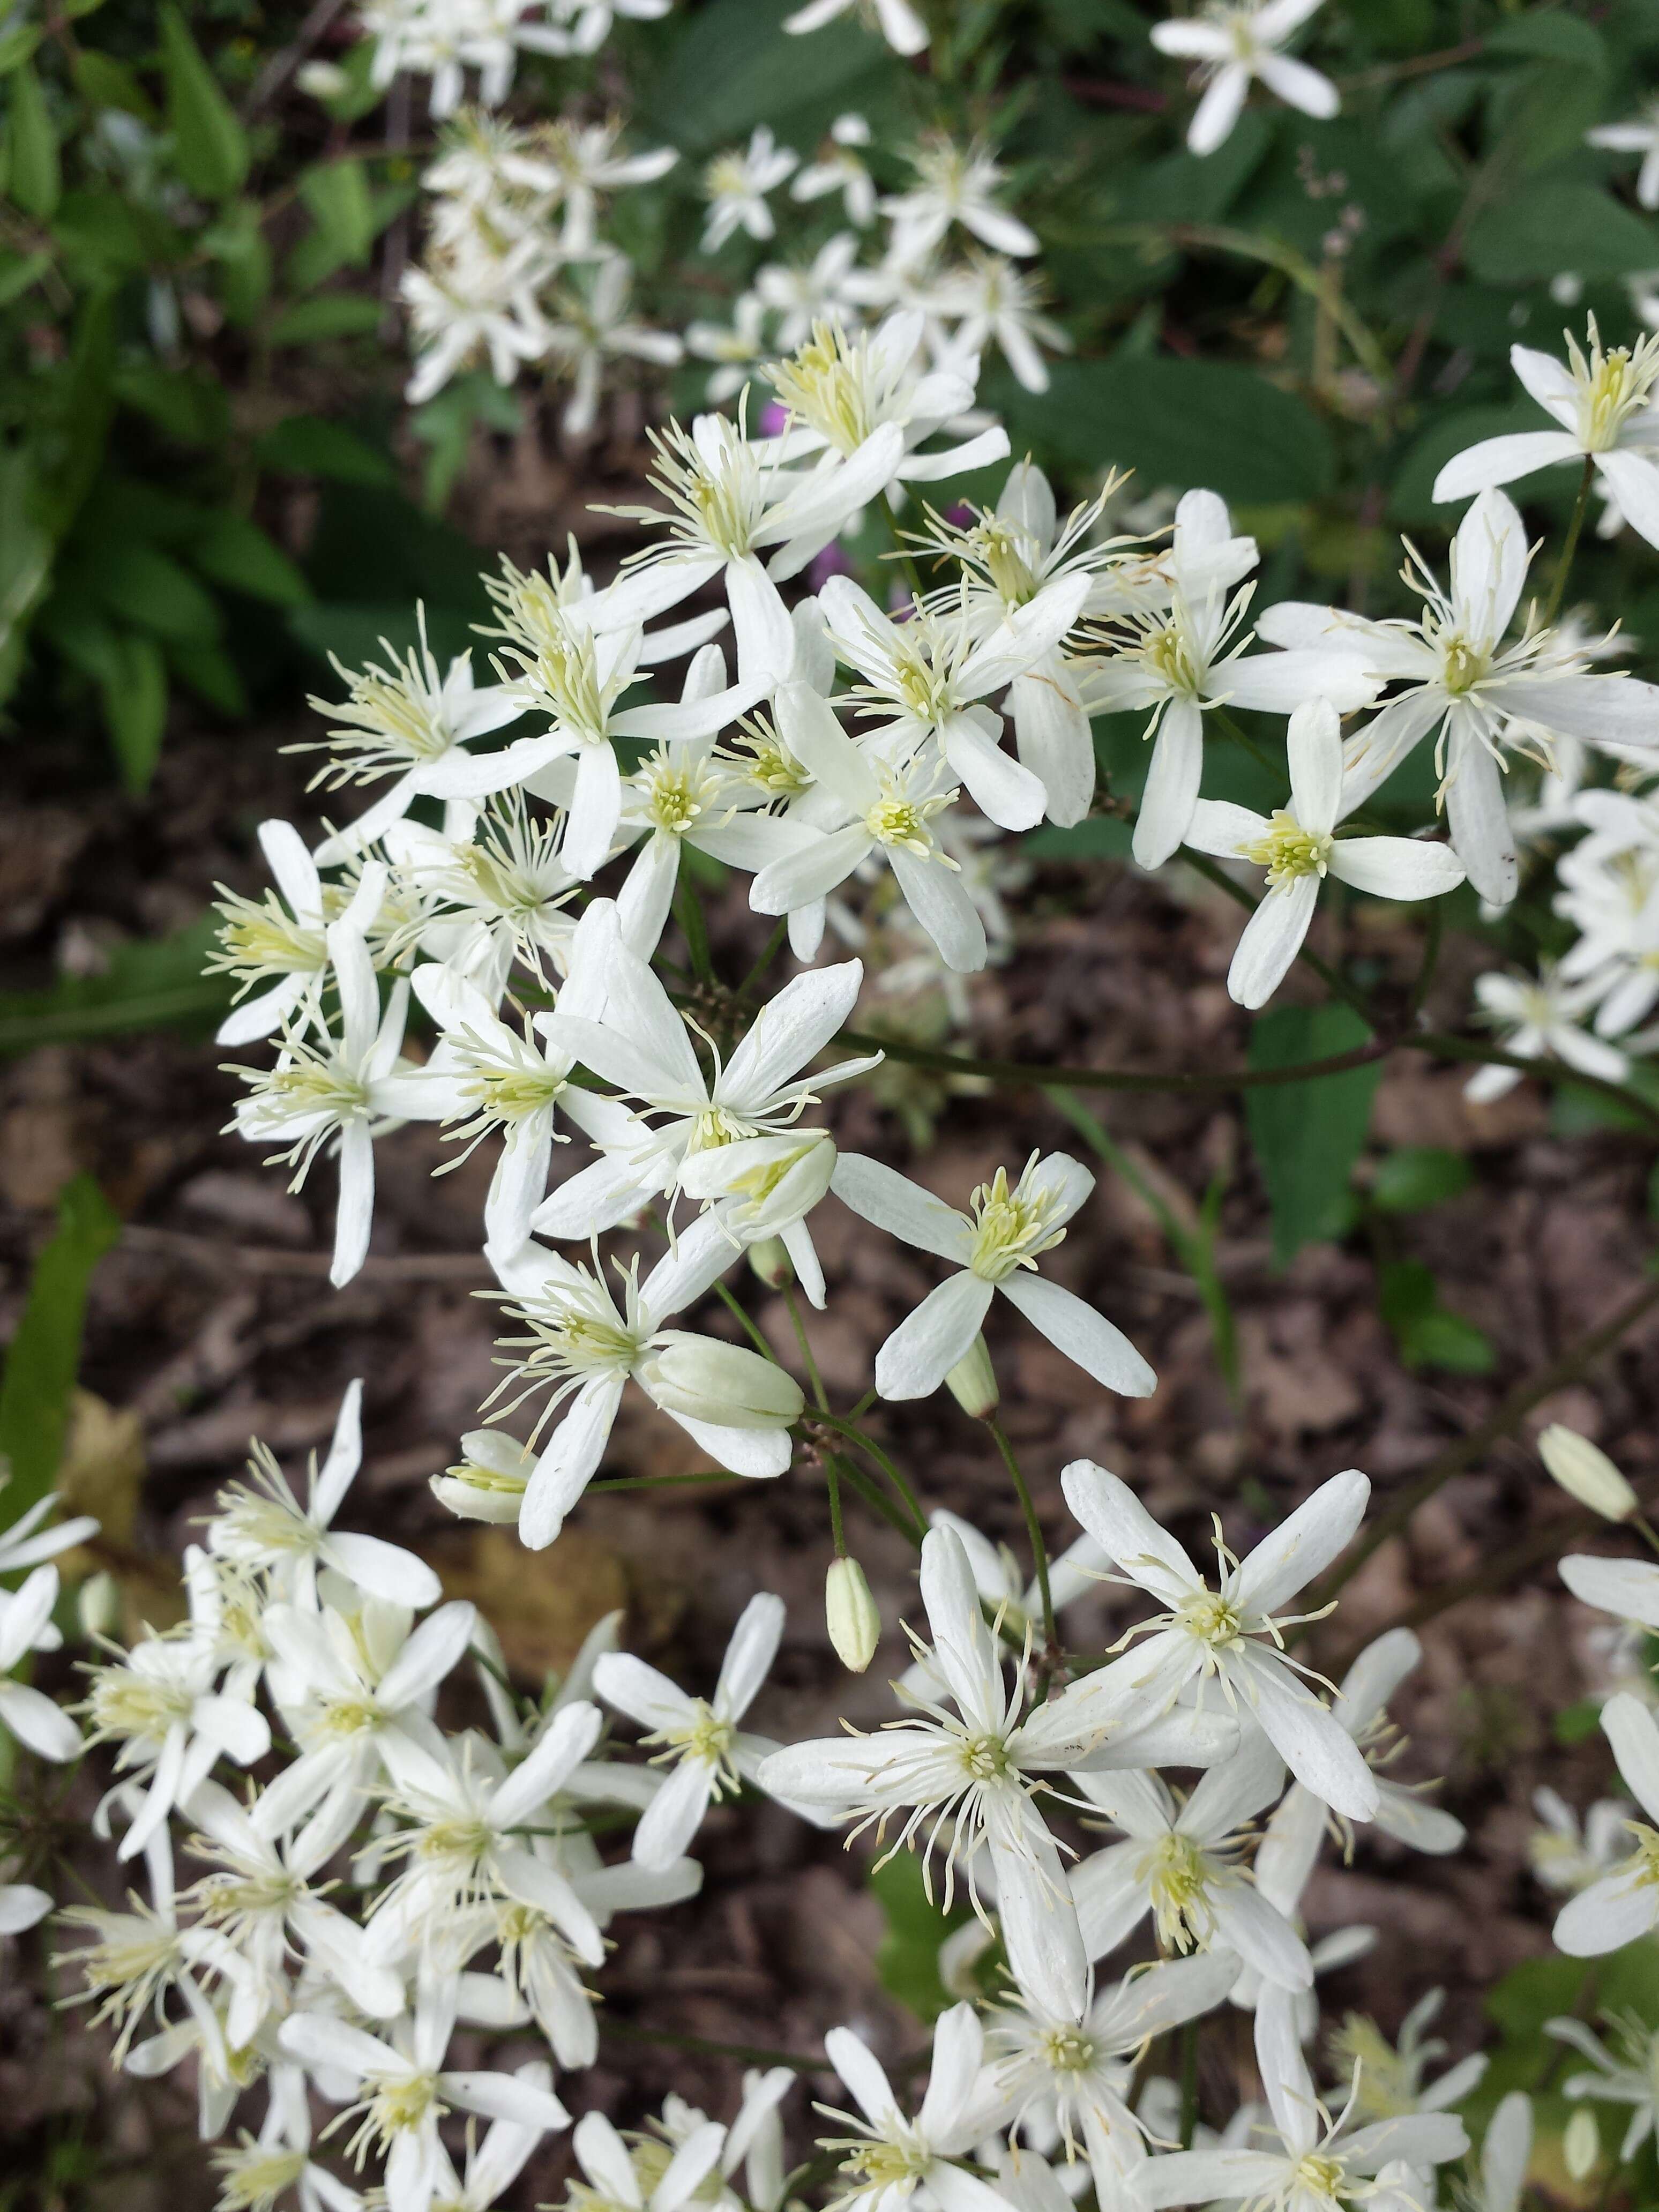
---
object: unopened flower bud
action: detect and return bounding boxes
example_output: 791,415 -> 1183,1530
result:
78,1570 -> 121,1641
296,59 -> 348,98
826,1556 -> 880,1672
639,1336 -> 805,1430
430,1430 -> 530,1525
1565,2106 -> 1598,2181
748,1237 -> 793,1290
1539,1424 -> 1638,1522
945,1335 -> 998,1420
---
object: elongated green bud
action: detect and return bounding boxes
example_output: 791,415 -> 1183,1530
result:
945,1334 -> 998,1420
826,1556 -> 880,1673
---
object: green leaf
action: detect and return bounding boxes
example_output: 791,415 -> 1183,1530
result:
0,23 -> 42,73
98,630 -> 168,791
1026,816 -> 1134,860
1377,1260 -> 1495,1375
410,372 -> 521,512
997,355 -> 1334,504
190,512 -> 311,606
0,915 -> 228,1060
111,361 -> 231,446
51,190 -> 150,275
0,245 -> 49,303
869,1851 -> 973,2025
1553,1697 -> 1604,1746
1245,1004 -> 1380,1268
201,197 -> 272,323
0,1175 -> 121,1537
0,446 -> 54,709
257,414 -> 398,486
70,48 -> 155,119
646,0 -> 887,156
1370,1147 -> 1474,1213
266,294 -> 383,347
1388,403 -> 1548,524
297,157 -> 374,265
92,542 -> 221,644
158,4 -> 248,200
8,62 -> 61,220
167,637 -> 247,716
1465,179 -> 1658,285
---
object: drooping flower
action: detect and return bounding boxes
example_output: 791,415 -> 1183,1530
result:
1152,1 -> 1339,158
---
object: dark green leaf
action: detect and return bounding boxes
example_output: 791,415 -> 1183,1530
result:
92,542 -> 221,644
410,373 -> 521,512
1389,404 -> 1545,524
869,1851 -> 973,2025
0,916 -> 228,1060
257,414 -> 398,486
1026,816 -> 1134,860
98,630 -> 169,791
1465,180 -> 1658,285
111,361 -> 231,446
297,157 -> 375,265
1245,1004 -> 1380,1268
159,4 -> 249,200
266,295 -> 384,347
0,1175 -> 121,1537
1552,1698 -> 1604,1746
8,62 -> 61,220
168,637 -> 248,716
201,197 -> 272,323
998,356 -> 1334,504
70,48 -> 155,119
0,245 -> 49,303
190,512 -> 311,606
1378,1259 -> 1496,1374
0,446 -> 54,708
646,0 -> 887,156
0,23 -> 41,73
51,190 -> 150,275
1370,1147 -> 1474,1213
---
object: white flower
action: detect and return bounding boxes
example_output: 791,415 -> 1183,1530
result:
1462,966 -> 1627,1103
819,570 -> 1088,830
401,228 -> 554,402
257,1595 -> 478,1842
756,235 -> 866,352
1152,1 -> 1339,159
759,1525 -> 1235,2021
1588,104 -> 1659,210
603,409 -> 907,688
929,257 -> 1070,396
685,293 -> 770,403
785,0 -> 928,57
1258,490 -> 1659,905
539,0 -> 674,60
82,1549 -> 272,1861
1082,489 -> 1377,870
748,683 -> 990,970
1529,1786 -> 1636,1895
1551,1693 -> 1659,1954
536,906 -> 876,1291
488,1211 -> 803,1549
898,1509 -> 1109,1692
0,1565 -> 84,1764
791,114 -> 880,226
1546,2012 -> 1659,2163
1137,1984 -> 1468,2208
206,1380 -> 442,1609
1185,698 -> 1465,1008
229,915 -> 414,1289
383,795 -> 582,1003
419,2069 -> 555,2212
767,311 -> 1011,489
366,1699 -> 609,1962
1070,1732 -> 1313,1991
595,1593 -> 789,1869
279,1975 -> 569,2212
544,256 -> 683,440
1252,1629 -> 1464,1921
1433,321 -> 1659,552
562,2106 -> 731,2212
817,2004 -> 1013,2212
211,820 -> 336,1048
975,1955 -> 1239,2200
881,136 -> 1036,270
209,2061 -> 364,2212
1060,1461 -> 1381,1821
526,116 -> 678,254
1467,2092 -> 1534,2212
829,1151 -> 1155,1403
301,633 -> 525,861
0,1490 -> 99,1578
702,127 -> 799,252
180,1777 -> 405,2045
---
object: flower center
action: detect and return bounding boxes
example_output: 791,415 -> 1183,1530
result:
1241,811 -> 1333,888
211,893 -> 327,983
1144,618 -> 1204,695
1039,2026 -> 1098,2079
966,1162 -> 1067,1281
365,2069 -> 442,2142
1178,1589 -> 1243,1647
213,2146 -> 309,2212
960,1731 -> 1012,1781
838,2133 -> 934,2193
1571,325 -> 1659,450
866,791 -> 939,851
1290,2153 -> 1350,2208
769,322 -> 875,454
647,1699 -> 738,1788
1140,1832 -> 1217,1953
86,1668 -> 195,1744
1439,631 -> 1490,694
972,520 -> 1041,606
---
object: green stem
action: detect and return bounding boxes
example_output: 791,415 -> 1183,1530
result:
826,1458 -> 846,1557
1208,706 -> 1290,796
675,878 -> 715,986
988,1417 -> 1057,1655
714,1279 -> 779,1361
783,1286 -> 829,1413
738,918 -> 790,998
816,1410 -> 928,1535
1178,2017 -> 1201,2149
1180,848 -> 1379,1025
1543,455 -> 1596,630
879,489 -> 925,597
1407,902 -> 1444,1023
829,1447 -> 924,1550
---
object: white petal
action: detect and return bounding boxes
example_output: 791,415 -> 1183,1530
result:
873,1272 -> 996,1399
